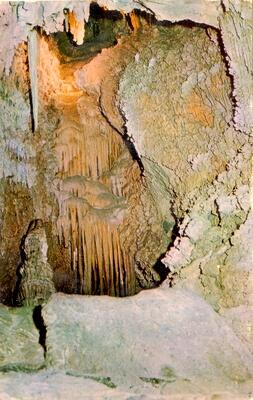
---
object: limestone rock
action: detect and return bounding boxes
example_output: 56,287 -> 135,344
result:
0,369 -> 250,400
15,220 -> 55,307
0,304 -> 44,371
119,23 -> 253,309
220,305 -> 253,355
43,289 -> 253,396
219,0 -> 253,133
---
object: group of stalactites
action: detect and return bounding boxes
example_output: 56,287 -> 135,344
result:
14,219 -> 55,307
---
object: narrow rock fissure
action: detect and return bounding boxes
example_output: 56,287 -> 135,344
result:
32,305 -> 47,356
215,28 -> 239,130
98,92 -> 145,176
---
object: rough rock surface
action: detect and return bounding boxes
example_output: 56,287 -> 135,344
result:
0,370 -> 251,400
220,305 -> 253,355
219,0 -> 253,133
119,22 -> 253,309
0,305 -> 44,371
43,289 -> 253,396
15,219 -> 55,307
0,0 -> 251,132
0,18 -> 170,300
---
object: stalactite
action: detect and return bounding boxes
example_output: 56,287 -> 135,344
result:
28,29 -> 39,132
55,116 -> 123,180
50,44 -> 139,296
129,11 -> 141,32
66,10 -> 85,46
55,119 -> 137,295
57,191 -> 136,296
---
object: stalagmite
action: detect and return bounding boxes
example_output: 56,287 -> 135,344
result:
14,219 -> 55,306
27,29 -> 39,132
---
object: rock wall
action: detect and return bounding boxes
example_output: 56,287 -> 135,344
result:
0,304 -> 44,371
42,289 -> 253,394
119,22 -> 253,309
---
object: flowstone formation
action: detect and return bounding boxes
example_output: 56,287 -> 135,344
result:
39,20 -> 169,296
14,219 -> 55,306
0,8 -> 171,300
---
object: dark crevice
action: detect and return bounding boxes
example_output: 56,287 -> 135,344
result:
28,85 -> 35,133
169,215 -> 182,245
121,126 -> 145,178
12,221 -> 36,306
98,92 -> 145,177
153,253 -> 169,283
33,305 -> 47,355
215,29 -> 239,130
90,2 -> 123,21
27,27 -> 41,133
24,46 -> 35,133
220,0 -> 227,14
118,101 -> 145,177
176,19 -> 216,30
125,13 -> 134,31
149,209 -> 182,287
154,211 -> 182,288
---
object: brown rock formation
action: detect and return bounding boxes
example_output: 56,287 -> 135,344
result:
15,219 -> 55,306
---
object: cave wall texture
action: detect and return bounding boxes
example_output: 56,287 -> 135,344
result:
0,0 -> 252,311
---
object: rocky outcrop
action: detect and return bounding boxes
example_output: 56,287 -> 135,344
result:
1,1 -> 251,131
219,0 -> 253,133
0,304 -> 44,372
119,21 -> 253,309
0,289 -> 252,398
42,289 -> 253,395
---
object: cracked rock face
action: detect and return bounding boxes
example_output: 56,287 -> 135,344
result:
119,22 -> 253,310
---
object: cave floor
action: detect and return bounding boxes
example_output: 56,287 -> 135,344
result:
0,369 -> 251,400
0,288 -> 252,400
